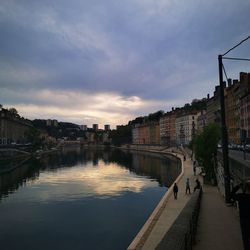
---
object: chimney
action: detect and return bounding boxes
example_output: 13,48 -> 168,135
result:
233,79 -> 238,85
240,72 -> 247,82
228,78 -> 232,87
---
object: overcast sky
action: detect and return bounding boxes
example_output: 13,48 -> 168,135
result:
0,0 -> 250,128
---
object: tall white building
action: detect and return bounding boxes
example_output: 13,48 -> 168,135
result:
132,124 -> 140,144
176,111 -> 200,145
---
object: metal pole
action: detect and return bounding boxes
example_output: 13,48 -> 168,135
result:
218,54 -> 231,203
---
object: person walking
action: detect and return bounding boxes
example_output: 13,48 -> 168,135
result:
185,178 -> 191,194
173,183 -> 178,200
193,161 -> 197,176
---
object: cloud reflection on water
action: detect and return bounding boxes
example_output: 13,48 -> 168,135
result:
24,160 -> 159,202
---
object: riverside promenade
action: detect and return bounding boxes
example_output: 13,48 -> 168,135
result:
128,148 -> 200,249
127,146 -> 244,250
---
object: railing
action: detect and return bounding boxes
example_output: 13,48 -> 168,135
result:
156,188 -> 202,250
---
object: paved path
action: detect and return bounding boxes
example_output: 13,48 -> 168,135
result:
128,148 -> 200,250
128,147 -> 244,250
194,185 -> 244,250
139,152 -> 200,250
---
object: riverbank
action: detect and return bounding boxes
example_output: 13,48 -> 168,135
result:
124,144 -> 243,250
127,146 -> 199,249
0,148 -> 59,174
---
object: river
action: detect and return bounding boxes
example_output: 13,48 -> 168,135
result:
0,147 -> 181,250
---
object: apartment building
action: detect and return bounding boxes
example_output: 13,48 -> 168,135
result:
176,111 -> 200,145
206,85 -> 221,126
0,108 -> 33,144
132,124 -> 140,144
225,79 -> 240,144
197,110 -> 206,134
159,114 -> 169,145
159,110 -> 177,146
132,122 -> 160,145
149,122 -> 160,144
138,123 -> 150,144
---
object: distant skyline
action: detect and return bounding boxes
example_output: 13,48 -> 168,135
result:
0,1 -> 250,128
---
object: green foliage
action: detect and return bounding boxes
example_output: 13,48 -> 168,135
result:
8,107 -> 20,118
147,110 -> 164,121
182,98 -> 207,112
24,127 -> 44,150
129,116 -> 145,125
32,119 -> 83,139
109,125 -> 132,146
193,123 -> 220,182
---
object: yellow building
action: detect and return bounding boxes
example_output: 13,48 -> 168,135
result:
225,79 -> 240,144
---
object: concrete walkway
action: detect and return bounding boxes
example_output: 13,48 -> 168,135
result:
141,154 -> 199,250
194,185 -> 244,250
128,150 -> 200,250
128,146 -> 244,250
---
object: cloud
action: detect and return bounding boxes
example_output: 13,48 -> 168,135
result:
23,161 -> 158,202
0,0 -> 250,125
0,87 -> 172,127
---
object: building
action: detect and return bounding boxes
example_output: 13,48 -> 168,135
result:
0,108 -> 33,145
132,124 -> 140,144
239,73 -> 250,142
197,110 -> 206,134
159,114 -> 169,145
102,132 -> 111,144
240,93 -> 250,141
46,119 -> 58,127
104,125 -> 110,131
138,123 -> 150,144
93,124 -> 98,131
159,110 -> 177,146
176,111 -> 200,145
149,122 -> 160,144
80,125 -> 88,131
206,85 -> 221,126
132,122 -> 160,145
225,79 -> 240,144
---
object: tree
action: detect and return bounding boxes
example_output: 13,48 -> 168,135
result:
193,123 -> 220,183
24,127 -> 44,150
8,108 -> 20,117
109,125 -> 132,146
147,110 -> 164,121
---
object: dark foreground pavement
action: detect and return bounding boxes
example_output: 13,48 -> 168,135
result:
194,185 -> 244,250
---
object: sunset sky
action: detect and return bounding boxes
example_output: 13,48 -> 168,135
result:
0,0 -> 250,128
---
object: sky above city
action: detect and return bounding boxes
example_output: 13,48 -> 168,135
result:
0,0 -> 250,128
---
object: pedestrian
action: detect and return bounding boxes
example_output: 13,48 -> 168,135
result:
194,179 -> 201,192
173,183 -> 178,199
186,178 -> 191,194
193,160 -> 197,176
193,166 -> 196,176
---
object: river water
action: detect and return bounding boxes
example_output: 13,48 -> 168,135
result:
0,147 -> 181,250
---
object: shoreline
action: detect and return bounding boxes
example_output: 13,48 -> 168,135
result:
125,146 -> 185,250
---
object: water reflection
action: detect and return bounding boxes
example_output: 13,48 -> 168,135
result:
0,147 -> 180,200
0,147 -> 181,250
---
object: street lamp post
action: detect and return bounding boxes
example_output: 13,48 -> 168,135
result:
218,54 -> 231,203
